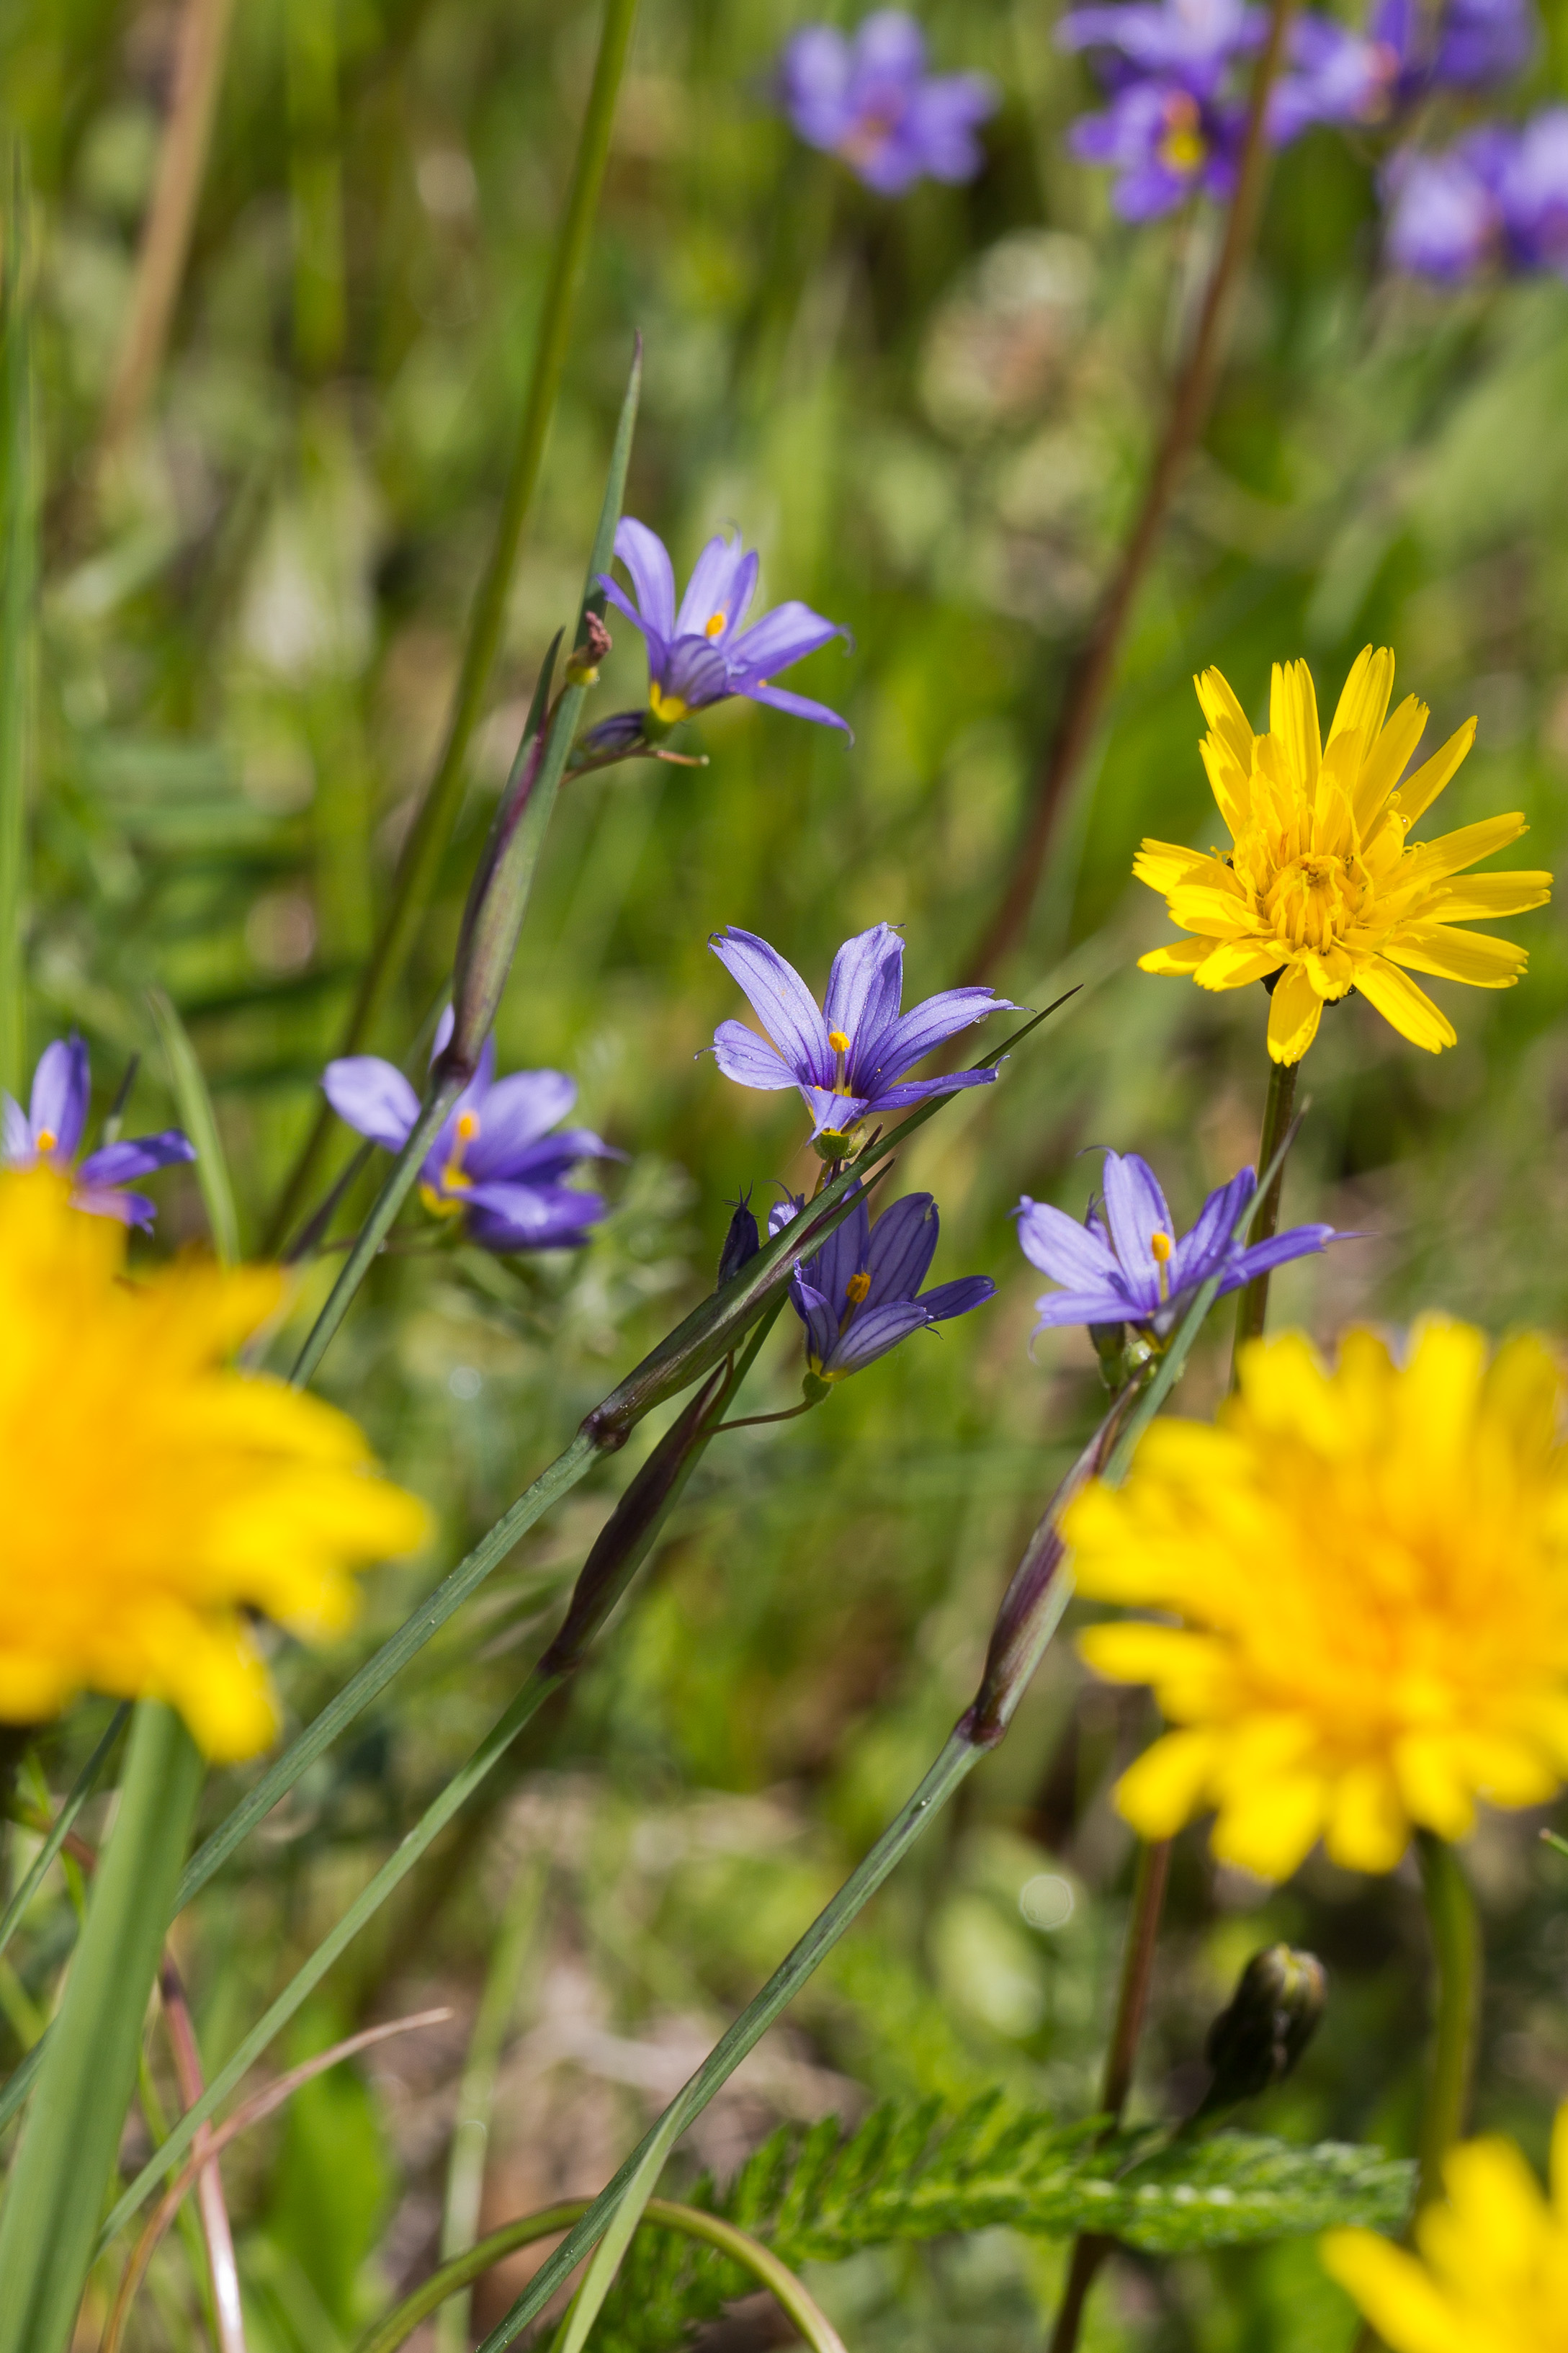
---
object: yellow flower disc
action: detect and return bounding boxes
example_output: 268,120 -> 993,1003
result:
1065,1318 -> 1568,1880
0,1169 -> 429,1761
1322,2102 -> 1568,2352
1134,646 -> 1552,1064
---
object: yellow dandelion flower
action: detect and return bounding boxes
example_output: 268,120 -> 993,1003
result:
0,1168 -> 429,1762
1322,2102 -> 1568,2353
1062,1317 -> 1568,1882
1134,645 -> 1552,1063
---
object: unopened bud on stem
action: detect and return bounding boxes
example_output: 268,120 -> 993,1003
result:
1197,1943 -> 1327,2117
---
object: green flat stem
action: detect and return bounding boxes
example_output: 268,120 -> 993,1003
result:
1415,1831 -> 1480,2212
1232,1051 -> 1299,1358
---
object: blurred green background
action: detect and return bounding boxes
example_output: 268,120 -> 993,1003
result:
6,0 -> 1568,2344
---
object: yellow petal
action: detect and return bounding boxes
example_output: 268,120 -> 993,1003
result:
1112,1729 -> 1221,1839
1199,736 -> 1251,836
1320,2232 -> 1468,2353
1327,644 -> 1395,749
1391,1736 -> 1477,1842
1265,963 -> 1324,1063
1193,941 -> 1287,991
1352,957 -> 1456,1053
1139,939 -> 1211,975
1353,692 -> 1428,830
1551,2100 -> 1568,2222
1325,1760 -> 1410,1872
1382,923 -> 1527,989
1134,839 -> 1224,893
1210,1769 -> 1326,1881
1394,717 -> 1477,826
1399,810 -> 1529,888
1425,870 -> 1552,920
1194,664 -> 1255,771
1165,881 -> 1253,936
1270,659 -> 1321,785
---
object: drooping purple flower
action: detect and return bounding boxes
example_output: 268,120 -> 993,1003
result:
709,921 -> 1018,1153
778,11 -> 999,195
1,1035 -> 194,1228
771,1184 -> 994,1379
323,1012 -> 617,1253
578,519 -> 852,757
1014,1151 -> 1338,1341
1382,130 -> 1507,277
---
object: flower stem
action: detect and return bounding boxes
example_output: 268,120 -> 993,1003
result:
1415,1831 -> 1481,2212
963,0 -> 1300,985
0,153 -> 35,1106
262,0 -> 640,1252
1232,1051 -> 1299,1360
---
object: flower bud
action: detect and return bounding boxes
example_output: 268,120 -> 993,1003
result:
717,1191 -> 761,1285
1199,1943 -> 1327,2115
565,612 -> 611,687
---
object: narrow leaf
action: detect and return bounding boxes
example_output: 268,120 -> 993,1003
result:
147,986 -> 240,1264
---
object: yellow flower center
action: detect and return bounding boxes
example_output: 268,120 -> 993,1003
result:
648,683 -> 689,725
845,1270 -> 871,1306
1262,849 -> 1370,957
34,1129 -> 56,1153
704,611 -> 727,638
1150,1228 -> 1172,1300
421,1109 -> 480,1218
1158,93 -> 1206,174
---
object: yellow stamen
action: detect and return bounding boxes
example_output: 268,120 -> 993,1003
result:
704,611 -> 727,638
648,684 -> 689,725
1151,1227 -> 1173,1302
828,1030 -> 851,1053
846,1271 -> 871,1305
432,1107 -> 481,1204
827,1029 -> 851,1093
35,1130 -> 56,1153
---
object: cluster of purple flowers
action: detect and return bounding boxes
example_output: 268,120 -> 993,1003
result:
777,10 -> 998,195
1054,0 -> 1550,278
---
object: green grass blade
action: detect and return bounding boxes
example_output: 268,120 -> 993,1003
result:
0,1704 -> 203,2353
0,147 -> 36,1102
551,2104 -> 689,2353
146,986 -> 239,1264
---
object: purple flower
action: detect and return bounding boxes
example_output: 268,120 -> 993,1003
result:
1014,1151 -> 1337,1341
323,1012 -> 617,1253
1,1035 -> 194,1228
1057,0 -> 1263,99
580,519 -> 852,756
1384,130 -> 1507,277
1069,77 -> 1246,214
1495,105 -> 1568,270
1430,0 -> 1535,89
778,11 -> 998,195
709,921 -> 1018,1154
1268,14 -> 1402,140
772,1184 -> 994,1379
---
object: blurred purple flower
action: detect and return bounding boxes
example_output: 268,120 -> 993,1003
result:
579,518 -> 851,756
771,1182 -> 994,1378
1429,0 -> 1535,88
1070,79 -> 1247,213
1,1035 -> 194,1229
1268,13 -> 1400,139
1058,0 -> 1263,98
1384,109 -> 1568,282
778,10 -> 998,195
323,1011 -> 617,1252
709,921 -> 1017,1151
1014,1150 -> 1337,1341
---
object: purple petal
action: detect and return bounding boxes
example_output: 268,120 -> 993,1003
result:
323,1055 -> 421,1151
789,1270 -> 841,1368
1013,1197 -> 1122,1290
1031,1285 -> 1139,1331
739,680 -> 853,736
900,76 -> 998,182
1168,1166 -> 1255,1290
803,1186 -> 872,1316
800,1084 -> 873,1140
72,1184 -> 156,1229
29,1036 -> 91,1156
709,927 -> 830,1083
711,1019 -> 798,1091
864,985 -> 1016,1085
918,1273 -> 996,1324
612,519 -> 676,643
851,8 -> 928,86
823,1298 -> 931,1375
79,1130 -> 197,1187
599,576 -> 670,680
673,535 -> 758,643
728,599 -> 850,679
2,1092 -> 29,1159
864,1067 -> 1000,1115
663,636 -> 733,711
463,1070 -> 577,1178
463,1180 -> 608,1251
862,1192 -> 938,1309
577,709 -> 650,759
769,1192 -> 805,1239
1100,1152 -> 1175,1285
825,924 -> 905,1063
1213,1223 -> 1337,1295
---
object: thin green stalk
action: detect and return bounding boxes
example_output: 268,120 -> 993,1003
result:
0,150 -> 35,1103
552,2090 -> 692,2353
0,1704 -> 204,2353
1415,1832 -> 1480,2212
287,1073 -> 461,1388
148,986 -> 240,1263
264,0 -> 642,1249
0,1707 -> 128,1965
358,2197 -> 846,2353
475,1734 -> 982,2352
1231,1052 -> 1299,1355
